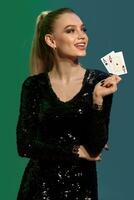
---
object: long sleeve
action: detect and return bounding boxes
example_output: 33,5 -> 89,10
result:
83,70 -> 113,156
85,94 -> 113,156
16,76 -> 78,161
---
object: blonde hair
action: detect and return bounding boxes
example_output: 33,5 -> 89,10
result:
29,11 -> 51,75
29,8 -> 75,75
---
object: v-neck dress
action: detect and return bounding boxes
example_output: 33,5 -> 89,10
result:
16,69 -> 113,200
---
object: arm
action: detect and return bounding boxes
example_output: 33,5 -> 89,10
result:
16,76 -> 78,161
87,93 -> 113,156
83,73 -> 121,157
82,93 -> 113,157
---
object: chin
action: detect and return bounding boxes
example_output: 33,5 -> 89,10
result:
77,52 -> 87,57
70,53 -> 86,60
63,51 -> 86,60
76,49 -> 87,56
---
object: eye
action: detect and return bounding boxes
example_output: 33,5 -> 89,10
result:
65,28 -> 75,33
82,27 -> 87,32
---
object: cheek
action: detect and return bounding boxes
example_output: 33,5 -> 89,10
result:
86,35 -> 89,44
56,35 -> 75,48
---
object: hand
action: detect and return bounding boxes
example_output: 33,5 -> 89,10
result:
93,75 -> 122,105
78,145 -> 101,161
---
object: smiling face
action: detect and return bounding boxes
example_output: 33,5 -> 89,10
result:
45,12 -> 89,60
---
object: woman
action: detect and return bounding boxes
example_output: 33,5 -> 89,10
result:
16,8 -> 121,200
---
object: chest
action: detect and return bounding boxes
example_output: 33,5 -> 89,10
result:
50,78 -> 84,103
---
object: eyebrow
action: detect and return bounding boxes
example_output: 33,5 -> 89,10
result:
64,24 -> 85,30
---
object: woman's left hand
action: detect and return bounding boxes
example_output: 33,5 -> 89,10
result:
78,145 -> 102,161
93,75 -> 122,105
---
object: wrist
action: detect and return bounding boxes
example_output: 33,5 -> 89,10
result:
92,103 -> 103,111
93,93 -> 103,105
92,94 -> 103,111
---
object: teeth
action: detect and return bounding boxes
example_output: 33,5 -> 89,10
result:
75,43 -> 85,47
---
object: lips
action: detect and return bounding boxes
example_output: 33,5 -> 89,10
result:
74,42 -> 86,50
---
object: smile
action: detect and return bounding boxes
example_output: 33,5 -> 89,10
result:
74,43 -> 86,50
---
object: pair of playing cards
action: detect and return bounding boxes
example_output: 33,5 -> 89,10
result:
101,51 -> 127,75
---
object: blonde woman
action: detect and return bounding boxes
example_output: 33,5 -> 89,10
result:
16,7 -> 121,200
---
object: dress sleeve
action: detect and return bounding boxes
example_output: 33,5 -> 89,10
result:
83,70 -> 113,156
86,94 -> 113,156
16,76 -> 78,161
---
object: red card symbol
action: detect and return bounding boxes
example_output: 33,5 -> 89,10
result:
109,55 -> 112,63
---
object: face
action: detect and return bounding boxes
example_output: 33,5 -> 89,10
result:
45,12 -> 89,59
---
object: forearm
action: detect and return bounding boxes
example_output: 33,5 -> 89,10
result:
17,121 -> 79,161
86,109 -> 108,156
83,95 -> 113,157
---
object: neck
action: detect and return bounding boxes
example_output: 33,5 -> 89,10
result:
49,57 -> 84,82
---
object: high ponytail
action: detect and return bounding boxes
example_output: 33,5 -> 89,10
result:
29,11 -> 51,75
29,8 -> 75,75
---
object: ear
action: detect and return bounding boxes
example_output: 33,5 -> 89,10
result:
44,34 -> 56,49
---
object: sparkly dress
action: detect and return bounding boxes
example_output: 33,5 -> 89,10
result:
16,69 -> 113,200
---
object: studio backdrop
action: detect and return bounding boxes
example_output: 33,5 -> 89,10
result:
0,0 -> 133,199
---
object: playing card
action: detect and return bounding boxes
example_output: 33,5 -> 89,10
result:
100,51 -> 115,74
111,51 -> 127,75
101,51 -> 127,75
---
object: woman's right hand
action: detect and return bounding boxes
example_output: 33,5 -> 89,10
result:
78,145 -> 101,161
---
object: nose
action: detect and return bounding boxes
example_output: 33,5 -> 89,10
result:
77,30 -> 86,40
78,32 -> 85,39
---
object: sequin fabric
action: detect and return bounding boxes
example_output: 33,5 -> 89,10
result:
16,69 -> 113,200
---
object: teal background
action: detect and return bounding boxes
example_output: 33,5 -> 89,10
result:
0,0 -> 133,199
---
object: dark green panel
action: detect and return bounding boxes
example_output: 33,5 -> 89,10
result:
0,1 -> 71,199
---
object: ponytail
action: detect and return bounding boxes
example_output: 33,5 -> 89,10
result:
29,11 -> 52,75
29,8 -> 75,75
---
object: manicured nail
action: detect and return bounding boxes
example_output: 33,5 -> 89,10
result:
100,80 -> 105,86
101,80 -> 105,83
101,82 -> 104,86
106,83 -> 112,88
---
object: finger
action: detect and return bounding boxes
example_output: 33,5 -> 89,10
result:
105,83 -> 117,89
115,76 -> 122,84
95,156 -> 101,161
92,155 -> 102,161
108,75 -> 122,84
101,76 -> 118,87
100,79 -> 105,86
101,80 -> 117,89
100,77 -> 116,86
104,75 -> 121,82
73,145 -> 80,154
87,157 -> 101,161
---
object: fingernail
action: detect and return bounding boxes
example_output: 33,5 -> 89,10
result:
100,80 -> 105,86
101,80 -> 105,83
106,83 -> 112,88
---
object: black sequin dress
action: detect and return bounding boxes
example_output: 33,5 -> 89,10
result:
16,69 -> 113,200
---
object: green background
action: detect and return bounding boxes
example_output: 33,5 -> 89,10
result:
0,0 -> 133,199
